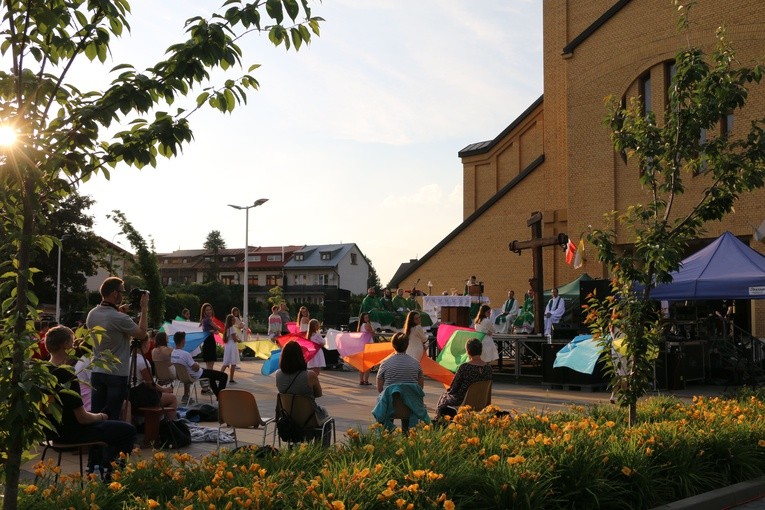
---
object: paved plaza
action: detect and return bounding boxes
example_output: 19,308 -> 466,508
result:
22,357 -> 731,480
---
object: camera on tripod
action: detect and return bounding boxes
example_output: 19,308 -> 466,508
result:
129,288 -> 149,310
130,338 -> 143,351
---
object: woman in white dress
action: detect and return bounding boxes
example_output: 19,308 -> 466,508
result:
220,314 -> 241,384
297,306 -> 310,333
474,304 -> 499,363
305,318 -> 326,375
403,311 -> 428,361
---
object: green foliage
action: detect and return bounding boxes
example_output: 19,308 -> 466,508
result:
267,285 -> 284,308
202,230 -> 226,283
164,293 -> 201,322
109,210 -> 165,328
20,395 -> 765,509
0,0 -> 323,506
587,25 -> 765,425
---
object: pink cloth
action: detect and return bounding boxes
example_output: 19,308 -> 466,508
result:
436,324 -> 475,349
334,331 -> 374,357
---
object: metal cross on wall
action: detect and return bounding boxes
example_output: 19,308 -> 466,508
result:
509,211 -> 568,335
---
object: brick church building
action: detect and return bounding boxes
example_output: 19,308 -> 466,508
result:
391,0 -> 765,335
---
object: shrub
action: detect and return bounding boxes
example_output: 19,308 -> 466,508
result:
21,394 -> 765,509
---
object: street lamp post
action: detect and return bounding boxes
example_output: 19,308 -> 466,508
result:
55,234 -> 69,323
228,199 -> 269,336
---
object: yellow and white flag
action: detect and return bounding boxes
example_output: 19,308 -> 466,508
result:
573,238 -> 585,269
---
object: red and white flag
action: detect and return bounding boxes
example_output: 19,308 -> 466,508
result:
565,239 -> 577,265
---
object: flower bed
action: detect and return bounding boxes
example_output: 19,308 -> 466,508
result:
20,392 -> 765,509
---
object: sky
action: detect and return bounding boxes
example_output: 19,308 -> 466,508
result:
77,0 -> 544,285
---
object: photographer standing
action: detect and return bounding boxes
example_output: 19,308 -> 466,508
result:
86,277 -> 149,421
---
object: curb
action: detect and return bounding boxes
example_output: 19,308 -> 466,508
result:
651,476 -> 765,510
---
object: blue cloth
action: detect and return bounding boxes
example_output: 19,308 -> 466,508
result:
168,331 -> 209,353
553,334 -> 601,374
261,349 -> 282,376
372,383 -> 431,430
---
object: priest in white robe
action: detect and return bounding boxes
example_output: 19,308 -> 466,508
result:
544,288 -> 566,336
495,290 -> 520,334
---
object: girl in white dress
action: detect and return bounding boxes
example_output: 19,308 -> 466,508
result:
305,318 -> 326,375
297,306 -> 310,333
403,311 -> 428,361
357,313 -> 374,385
474,304 -> 499,363
220,314 -> 241,383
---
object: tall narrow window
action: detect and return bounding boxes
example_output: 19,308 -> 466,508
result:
640,72 -> 652,115
721,113 -> 734,136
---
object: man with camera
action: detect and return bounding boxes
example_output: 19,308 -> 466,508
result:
86,277 -> 149,421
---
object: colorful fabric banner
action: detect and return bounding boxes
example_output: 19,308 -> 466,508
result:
436,324 -> 475,349
167,331 -> 209,354
334,331 -> 374,357
242,337 -> 278,359
343,343 -> 395,373
286,322 -> 299,334
553,334 -> 601,374
436,329 -> 486,372
419,356 -> 455,387
261,349 -> 281,376
277,332 -> 319,362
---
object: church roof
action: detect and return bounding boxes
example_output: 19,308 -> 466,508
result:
458,95 -> 543,158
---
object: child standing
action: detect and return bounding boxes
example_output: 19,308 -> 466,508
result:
220,314 -> 241,384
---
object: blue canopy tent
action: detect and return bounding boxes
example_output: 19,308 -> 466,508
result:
649,232 -> 765,300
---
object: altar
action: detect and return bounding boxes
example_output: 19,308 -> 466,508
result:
423,295 -> 490,327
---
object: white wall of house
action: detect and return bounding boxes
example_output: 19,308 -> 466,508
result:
337,246 -> 369,294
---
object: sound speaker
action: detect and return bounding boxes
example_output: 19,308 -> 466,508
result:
323,288 -> 351,329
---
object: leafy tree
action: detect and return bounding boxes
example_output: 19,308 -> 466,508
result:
0,192 -> 104,315
587,17 -> 765,426
110,210 -> 165,327
0,1 -> 323,506
267,285 -> 284,308
203,229 -> 227,283
366,256 -> 381,290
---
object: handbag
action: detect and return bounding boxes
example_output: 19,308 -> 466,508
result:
158,419 -> 192,449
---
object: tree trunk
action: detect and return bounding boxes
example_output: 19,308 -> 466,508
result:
3,174 -> 36,510
628,402 -> 638,427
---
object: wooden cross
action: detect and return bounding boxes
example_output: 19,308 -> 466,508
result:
509,211 -> 568,335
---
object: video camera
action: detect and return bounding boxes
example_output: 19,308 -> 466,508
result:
129,288 -> 149,311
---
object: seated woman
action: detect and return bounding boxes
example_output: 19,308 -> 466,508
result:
434,338 -> 493,420
274,341 -> 330,445
151,331 -> 173,364
130,335 -> 178,419
45,325 -> 136,479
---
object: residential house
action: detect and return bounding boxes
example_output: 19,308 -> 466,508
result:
283,243 -> 369,303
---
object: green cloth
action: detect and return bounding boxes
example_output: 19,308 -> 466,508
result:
360,295 -> 381,314
380,297 -> 395,312
437,329 -> 486,372
495,298 -> 516,325
406,297 -> 421,311
514,295 -> 534,328
391,296 -> 409,310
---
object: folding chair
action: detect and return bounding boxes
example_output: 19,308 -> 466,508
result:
392,392 -> 412,433
153,359 -> 176,388
276,393 -> 335,447
218,389 -> 276,449
37,440 -> 107,483
445,379 -> 493,416
173,363 -> 212,404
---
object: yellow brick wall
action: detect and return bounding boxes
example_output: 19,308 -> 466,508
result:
415,0 -> 765,334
